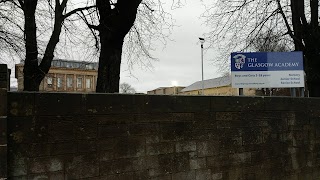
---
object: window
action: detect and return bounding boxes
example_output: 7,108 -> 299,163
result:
77,77 -> 83,88
86,78 -> 91,89
57,77 -> 62,88
67,77 -> 73,88
86,64 -> 93,70
74,63 -> 80,68
66,63 -> 72,68
47,77 -> 53,87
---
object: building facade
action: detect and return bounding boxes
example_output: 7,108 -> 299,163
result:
15,59 -> 98,92
180,76 -> 256,96
147,86 -> 185,95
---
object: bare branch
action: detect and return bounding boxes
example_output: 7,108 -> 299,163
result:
63,5 -> 96,19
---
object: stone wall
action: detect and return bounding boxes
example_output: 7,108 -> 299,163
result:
4,92 -> 320,180
0,64 -> 9,179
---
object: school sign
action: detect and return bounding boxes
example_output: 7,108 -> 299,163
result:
231,52 -> 304,88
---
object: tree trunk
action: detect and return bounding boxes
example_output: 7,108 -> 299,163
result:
95,0 -> 142,93
23,0 -> 40,91
303,1 -> 320,97
96,32 -> 123,93
305,48 -> 320,97
22,0 -> 68,91
289,0 -> 320,97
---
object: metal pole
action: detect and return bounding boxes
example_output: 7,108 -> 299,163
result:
300,87 -> 305,97
290,88 -> 296,97
201,43 -> 204,95
239,88 -> 244,96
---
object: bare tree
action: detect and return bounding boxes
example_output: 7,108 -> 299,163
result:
247,29 -> 288,52
80,0 -> 176,93
203,0 -> 320,96
119,82 -> 136,94
0,1 -> 24,63
2,0 -> 176,92
1,0 -> 95,91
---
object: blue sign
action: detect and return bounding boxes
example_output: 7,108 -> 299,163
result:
231,52 -> 303,72
231,52 -> 305,88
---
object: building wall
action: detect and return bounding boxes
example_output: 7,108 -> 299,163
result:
147,87 -> 185,95
180,86 -> 256,96
15,64 -> 97,92
3,92 -> 320,180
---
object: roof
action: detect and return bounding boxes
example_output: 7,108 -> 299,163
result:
181,76 -> 231,92
148,86 -> 185,92
17,59 -> 98,70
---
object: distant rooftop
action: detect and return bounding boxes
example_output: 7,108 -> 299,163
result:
51,59 -> 98,70
181,76 -> 231,92
19,59 -> 98,70
148,86 -> 185,92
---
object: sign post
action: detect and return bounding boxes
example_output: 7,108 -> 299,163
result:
231,52 -> 304,96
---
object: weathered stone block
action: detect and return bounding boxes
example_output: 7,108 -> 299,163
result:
176,141 -> 196,152
76,116 -> 97,140
98,138 -> 115,151
35,93 -> 85,115
190,158 -> 206,170
146,142 -> 174,155
96,114 -> 134,124
146,135 -> 160,144
150,175 -> 172,180
171,113 -> 195,122
133,95 -> 175,113
142,156 -> 159,170
264,97 -> 299,111
216,112 -> 233,121
98,124 -> 129,138
0,146 -> 7,178
160,122 -> 193,141
113,137 -> 145,158
8,92 -> 34,116
158,152 -> 190,173
77,140 -> 97,153
242,128 -> 263,145
99,150 -> 114,161
212,172 -> 223,180
28,143 -> 50,157
28,157 -> 63,174
193,112 -> 216,130
65,153 -> 99,179
48,119 -> 75,142
87,94 -> 134,114
172,170 -> 196,180
100,158 -> 133,175
129,123 -> 159,135
207,155 -> 230,168
133,113 -> 172,123
132,158 -> 147,171
196,169 -> 212,180
197,141 -> 220,157
229,152 -> 252,165
0,89 -> 7,116
0,116 -> 7,145
211,96 -> 264,112
174,96 -> 211,112
8,117 -> 49,144
51,143 -> 75,156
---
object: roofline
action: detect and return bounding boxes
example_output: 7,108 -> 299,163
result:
180,84 -> 231,92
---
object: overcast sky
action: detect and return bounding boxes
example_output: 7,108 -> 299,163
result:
7,0 -> 222,93
120,1 -> 221,93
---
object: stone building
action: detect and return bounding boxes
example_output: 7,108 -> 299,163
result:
15,59 -> 98,92
180,76 -> 256,96
147,86 -> 185,95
